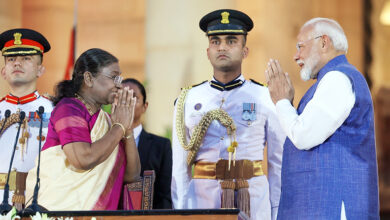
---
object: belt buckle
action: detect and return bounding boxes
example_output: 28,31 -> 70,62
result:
215,160 -> 228,179
215,160 -> 240,180
215,160 -> 256,180
242,160 -> 254,179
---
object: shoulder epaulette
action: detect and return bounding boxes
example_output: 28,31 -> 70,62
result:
190,80 -> 208,88
179,80 -> 208,91
41,93 -> 52,100
175,81 -> 207,106
250,79 -> 266,87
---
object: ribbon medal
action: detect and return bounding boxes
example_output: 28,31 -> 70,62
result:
27,112 -> 50,128
242,103 -> 256,121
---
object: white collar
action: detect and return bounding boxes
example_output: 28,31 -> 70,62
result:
133,124 -> 143,140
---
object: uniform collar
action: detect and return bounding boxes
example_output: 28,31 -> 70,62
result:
210,74 -> 245,91
2,91 -> 39,105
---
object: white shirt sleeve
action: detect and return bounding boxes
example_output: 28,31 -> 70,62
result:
264,90 -> 286,215
171,103 -> 192,209
275,71 -> 355,150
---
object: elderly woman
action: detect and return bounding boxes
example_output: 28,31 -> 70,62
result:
26,48 -> 140,210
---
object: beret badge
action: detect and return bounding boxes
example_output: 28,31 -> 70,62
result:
221,11 -> 230,24
13,33 -> 22,45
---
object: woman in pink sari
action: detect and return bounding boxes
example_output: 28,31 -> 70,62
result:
26,48 -> 140,210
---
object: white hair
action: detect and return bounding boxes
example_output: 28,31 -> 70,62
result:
302,17 -> 348,53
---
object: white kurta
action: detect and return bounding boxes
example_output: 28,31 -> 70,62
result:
172,75 -> 285,220
0,91 -> 53,205
275,71 -> 355,150
275,71 -> 355,220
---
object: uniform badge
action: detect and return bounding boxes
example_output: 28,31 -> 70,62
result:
242,103 -> 256,121
194,103 -> 202,111
221,11 -> 230,24
27,111 -> 50,128
13,33 -> 22,45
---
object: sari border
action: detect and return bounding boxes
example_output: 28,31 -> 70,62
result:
92,142 -> 126,210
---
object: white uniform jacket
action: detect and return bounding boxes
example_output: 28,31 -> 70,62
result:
0,91 -> 53,205
172,75 -> 285,220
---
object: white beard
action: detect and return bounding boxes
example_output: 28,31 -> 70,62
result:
297,47 -> 320,81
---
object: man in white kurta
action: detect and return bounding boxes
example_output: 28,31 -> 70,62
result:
265,18 -> 379,219
171,9 -> 285,220
0,28 -> 53,210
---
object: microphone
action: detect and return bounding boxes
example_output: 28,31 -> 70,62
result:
24,107 -> 48,214
0,111 -> 25,214
38,106 -> 44,115
0,110 -> 11,135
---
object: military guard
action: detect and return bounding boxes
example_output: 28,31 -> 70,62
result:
171,9 -> 285,220
0,28 -> 53,210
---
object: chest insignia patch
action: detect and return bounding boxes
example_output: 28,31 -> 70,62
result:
242,103 -> 256,121
27,112 -> 50,128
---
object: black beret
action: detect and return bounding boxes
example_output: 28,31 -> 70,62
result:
0,28 -> 51,57
199,9 -> 253,36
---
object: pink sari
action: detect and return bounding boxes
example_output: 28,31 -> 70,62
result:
26,97 -> 126,210
92,142 -> 126,210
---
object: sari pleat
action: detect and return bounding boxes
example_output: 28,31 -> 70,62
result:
26,110 -> 126,210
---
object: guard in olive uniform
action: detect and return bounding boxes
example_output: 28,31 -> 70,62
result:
0,28 -> 53,210
171,9 -> 285,220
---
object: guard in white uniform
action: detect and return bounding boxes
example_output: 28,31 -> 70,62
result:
0,28 -> 52,210
171,9 -> 285,220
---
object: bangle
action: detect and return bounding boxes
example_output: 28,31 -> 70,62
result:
112,123 -> 126,137
124,132 -> 134,140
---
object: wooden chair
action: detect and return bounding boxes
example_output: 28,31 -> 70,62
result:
122,170 -> 155,210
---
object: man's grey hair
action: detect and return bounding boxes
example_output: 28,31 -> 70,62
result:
302,17 -> 348,53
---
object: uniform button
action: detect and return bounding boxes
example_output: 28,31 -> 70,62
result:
220,136 -> 224,140
247,121 -> 251,125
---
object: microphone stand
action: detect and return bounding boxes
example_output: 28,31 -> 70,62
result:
23,107 -> 48,214
0,111 -> 25,214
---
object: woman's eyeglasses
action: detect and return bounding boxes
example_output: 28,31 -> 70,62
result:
100,74 -> 123,87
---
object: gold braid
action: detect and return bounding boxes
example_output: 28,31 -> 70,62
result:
0,112 -> 22,136
175,87 -> 237,166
